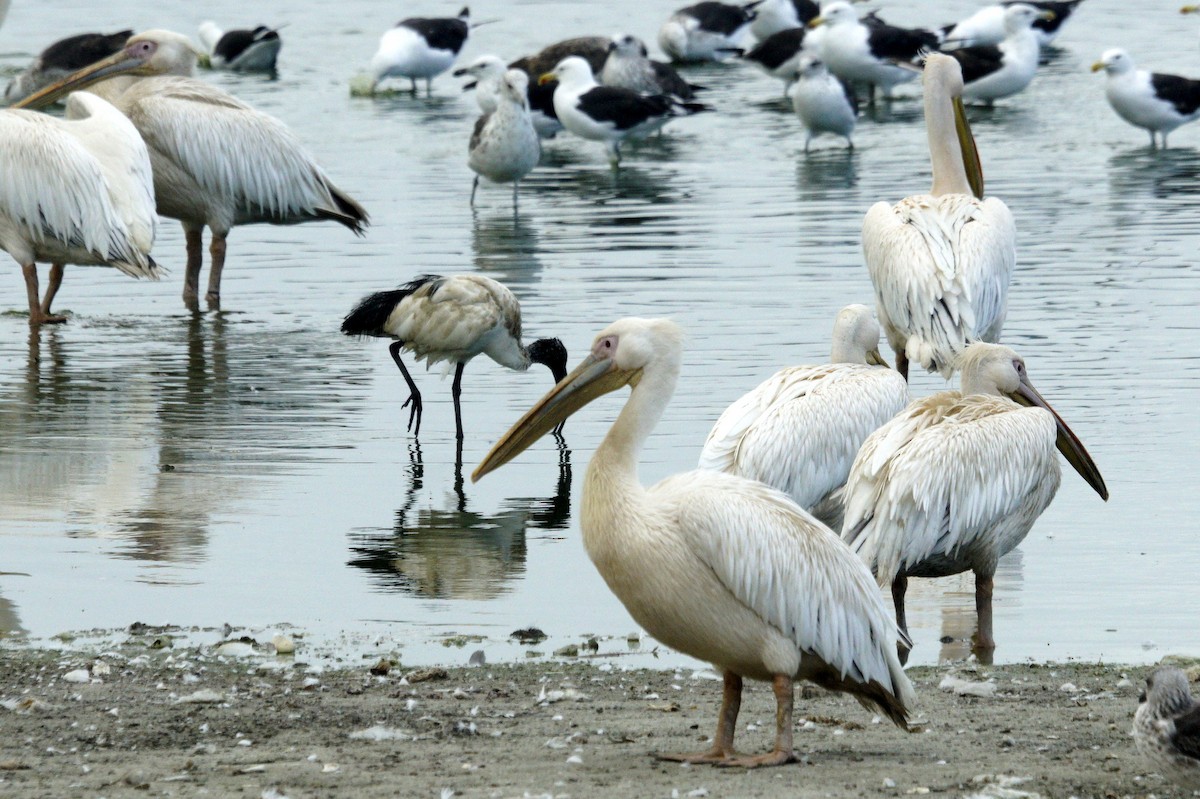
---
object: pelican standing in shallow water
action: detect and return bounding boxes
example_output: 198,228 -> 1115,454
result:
841,343 -> 1108,657
341,274 -> 567,442
14,30 -> 368,312
475,318 -> 915,767
1,92 -> 159,325
862,54 -> 1014,380
698,305 -> 907,531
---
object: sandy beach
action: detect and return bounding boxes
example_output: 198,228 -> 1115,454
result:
0,627 -> 1192,799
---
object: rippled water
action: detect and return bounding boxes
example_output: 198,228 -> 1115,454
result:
1,0 -> 1198,668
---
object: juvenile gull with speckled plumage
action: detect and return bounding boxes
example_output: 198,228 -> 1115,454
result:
1134,667 -> 1200,791
468,69 -> 541,206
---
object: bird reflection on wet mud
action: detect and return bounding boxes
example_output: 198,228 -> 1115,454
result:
347,435 -> 571,599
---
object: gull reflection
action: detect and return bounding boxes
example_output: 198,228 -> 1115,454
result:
347,436 -> 572,599
471,211 -> 544,291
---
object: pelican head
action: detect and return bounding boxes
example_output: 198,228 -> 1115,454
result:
1003,4 -> 1055,33
957,343 -> 1108,501
831,305 -> 888,366
453,54 -> 506,80
808,2 -> 857,29
1091,48 -> 1134,76
475,318 -> 681,480
13,29 -> 199,110
539,56 -> 594,88
608,33 -> 648,58
923,53 -> 984,199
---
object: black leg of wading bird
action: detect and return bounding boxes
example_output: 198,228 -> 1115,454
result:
452,362 -> 466,442
389,341 -> 423,435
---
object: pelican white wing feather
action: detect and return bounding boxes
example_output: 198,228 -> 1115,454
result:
842,394 -> 1060,582
699,365 -> 909,515
0,103 -> 157,277
123,78 -> 343,226
62,92 -> 157,261
863,194 -> 1014,378
659,470 -> 913,702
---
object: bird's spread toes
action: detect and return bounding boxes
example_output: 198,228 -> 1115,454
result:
654,748 -> 739,765
715,749 -> 798,769
402,394 -> 423,435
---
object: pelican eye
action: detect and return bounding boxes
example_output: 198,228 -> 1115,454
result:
130,40 -> 157,58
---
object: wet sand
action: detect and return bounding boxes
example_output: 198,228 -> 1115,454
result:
0,629 -> 1192,798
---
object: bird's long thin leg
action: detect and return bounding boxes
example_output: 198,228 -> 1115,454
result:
451,361 -> 466,442
206,233 -> 227,310
39,263 -> 67,322
892,574 -> 911,665
389,341 -> 423,435
973,571 -> 996,656
720,674 -> 797,768
896,350 -> 909,382
470,176 -> 479,206
656,671 -> 742,764
182,224 -> 204,310
512,179 -> 519,208
22,264 -> 64,326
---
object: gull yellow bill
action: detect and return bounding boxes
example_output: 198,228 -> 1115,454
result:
1009,377 -> 1109,501
473,353 -> 641,481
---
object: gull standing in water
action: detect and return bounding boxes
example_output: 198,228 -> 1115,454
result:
468,70 -> 541,207
788,55 -> 858,150
14,30 -> 368,312
542,57 -> 709,166
475,317 -> 915,768
862,54 -> 1014,380
1093,49 -> 1200,148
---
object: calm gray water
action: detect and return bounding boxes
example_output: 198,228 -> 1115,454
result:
1,0 -> 1197,669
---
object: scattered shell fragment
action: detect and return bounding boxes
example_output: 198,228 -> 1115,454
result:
349,725 -> 414,741
177,689 -> 225,704
272,635 -> 296,655
62,669 -> 90,684
938,676 -> 997,698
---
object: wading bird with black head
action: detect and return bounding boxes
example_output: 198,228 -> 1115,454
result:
341,274 -> 568,442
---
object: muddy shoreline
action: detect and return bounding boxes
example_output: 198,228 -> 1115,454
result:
0,629 -> 1193,798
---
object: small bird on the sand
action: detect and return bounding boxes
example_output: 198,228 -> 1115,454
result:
341,274 -> 568,441
1134,667 -> 1200,791
468,69 -> 541,206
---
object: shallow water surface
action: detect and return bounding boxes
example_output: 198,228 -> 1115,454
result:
1,0 -> 1198,668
